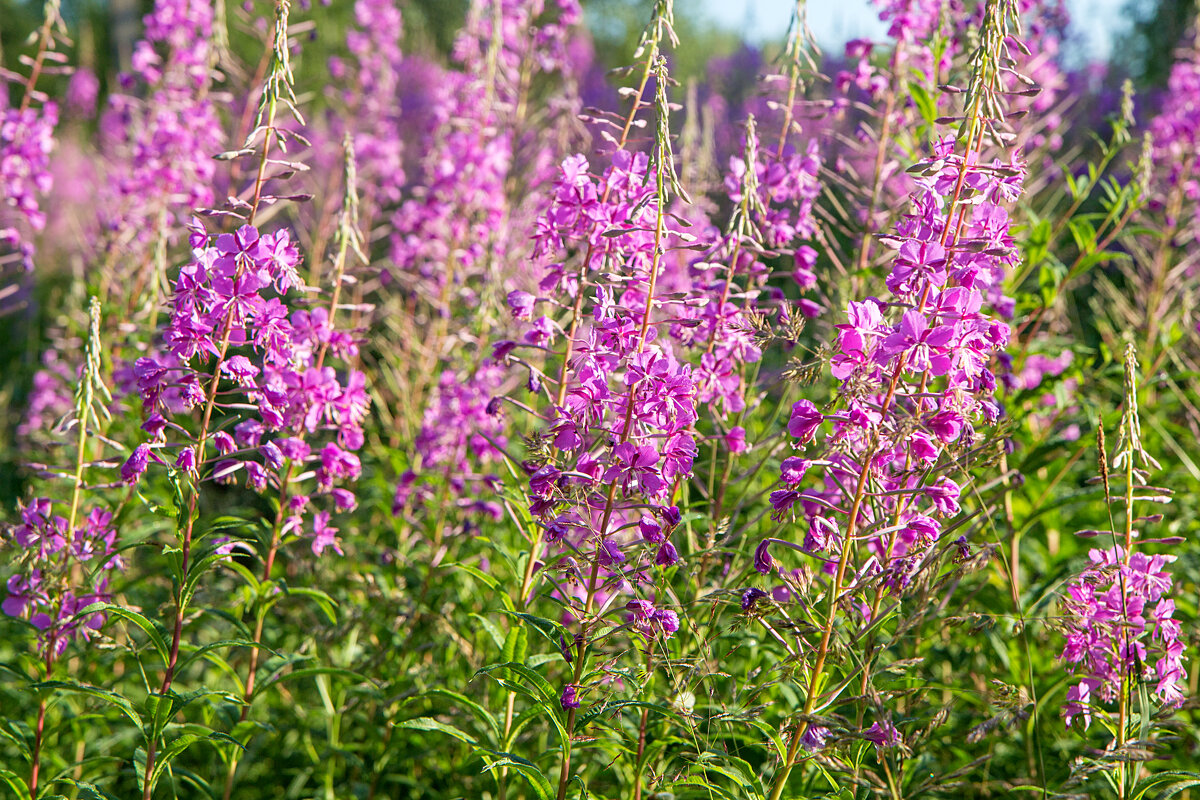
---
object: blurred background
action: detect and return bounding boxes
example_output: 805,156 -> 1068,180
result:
0,0 -> 1187,91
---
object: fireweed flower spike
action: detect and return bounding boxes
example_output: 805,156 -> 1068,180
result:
122,4 -> 366,797
98,0 -> 223,285
0,0 -> 64,315
4,298 -> 120,798
1058,345 -> 1185,782
482,6 -> 717,798
760,3 -> 1033,797
387,0 -> 583,523
388,0 -> 582,306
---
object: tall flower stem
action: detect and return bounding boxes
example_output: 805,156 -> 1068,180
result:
766,24 -> 1004,788
142,6 -> 287,793
222,131 -> 354,800
30,658 -> 49,800
554,56 -> 675,800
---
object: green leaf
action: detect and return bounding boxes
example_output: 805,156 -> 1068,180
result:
479,750 -> 554,800
909,83 -> 937,128
219,556 -> 262,593
177,638 -> 274,676
453,562 -> 500,591
409,688 -> 501,742
471,613 -> 505,651
30,681 -> 142,732
0,768 -> 29,798
74,603 -> 170,666
55,778 -> 121,800
504,612 -> 565,647
0,723 -> 31,760
502,623 -> 527,666
275,584 -> 338,624
151,731 -> 242,788
476,662 -> 555,706
395,717 -> 476,746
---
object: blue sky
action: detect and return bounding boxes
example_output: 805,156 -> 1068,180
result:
696,0 -> 1128,63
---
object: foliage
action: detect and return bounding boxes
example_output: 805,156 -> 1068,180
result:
1,0 -> 1199,799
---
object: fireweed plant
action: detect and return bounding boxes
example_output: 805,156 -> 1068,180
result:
1,0 -> 1199,798
0,0 -> 65,315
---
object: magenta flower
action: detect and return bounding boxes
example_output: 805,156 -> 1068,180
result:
754,540 -> 775,575
787,400 -> 823,444
310,511 -> 343,557
121,444 -> 153,485
880,309 -> 955,375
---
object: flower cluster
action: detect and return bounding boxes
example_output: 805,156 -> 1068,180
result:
99,0 -> 223,253
509,148 -> 697,580
3,500 -> 123,658
1147,34 -> 1200,223
125,221 -> 368,556
389,0 -> 581,299
333,0 -> 405,210
0,99 -> 57,271
760,121 -> 1024,601
1060,546 -> 1187,728
678,119 -> 822,416
394,362 -> 508,521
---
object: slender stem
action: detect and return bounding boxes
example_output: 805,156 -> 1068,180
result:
499,510 -> 541,800
767,459 -> 872,800
144,81 -> 280,800
18,11 -> 56,115
554,101 -> 671,800
29,652 -> 51,800
632,652 -> 654,800
768,82 -> 992,798
1115,425 -> 1136,800
30,695 -> 46,800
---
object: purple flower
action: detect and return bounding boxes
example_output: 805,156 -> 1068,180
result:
881,309 -> 955,375
662,506 -> 681,528
787,400 -> 823,444
121,444 -> 152,485
754,540 -> 775,574
925,477 -> 961,516
799,725 -> 831,752
507,290 -> 535,320
596,538 -> 625,568
741,587 -> 768,612
175,447 -> 196,473
560,683 -> 581,710
780,457 -> 809,485
656,541 -> 679,566
639,516 -> 664,543
310,511 -> 343,557
654,608 -> 680,636
864,720 -> 901,750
